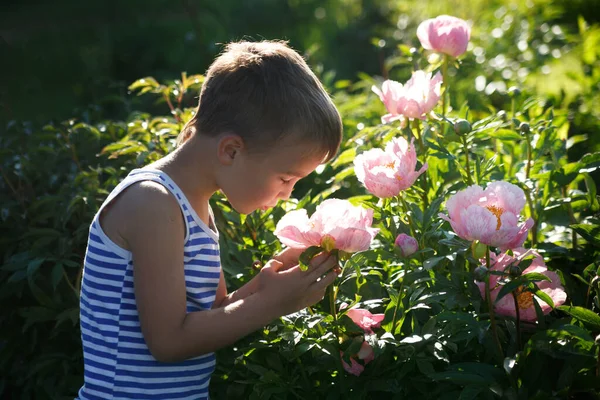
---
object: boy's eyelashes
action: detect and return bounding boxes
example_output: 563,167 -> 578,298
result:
280,178 -> 292,184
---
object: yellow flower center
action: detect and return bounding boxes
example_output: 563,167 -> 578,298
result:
485,205 -> 504,230
384,161 -> 403,181
516,288 -> 534,309
321,235 -> 336,252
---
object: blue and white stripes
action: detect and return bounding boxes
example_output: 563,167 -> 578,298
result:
77,169 -> 220,400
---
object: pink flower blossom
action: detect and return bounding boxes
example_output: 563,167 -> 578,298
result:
354,137 -> 428,198
417,15 -> 471,58
476,248 -> 567,322
346,308 -> 385,334
439,181 -> 534,250
274,199 -> 379,253
341,341 -> 375,376
372,70 -> 443,123
395,233 -> 419,257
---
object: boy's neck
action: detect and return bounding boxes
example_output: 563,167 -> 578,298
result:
149,135 -> 219,224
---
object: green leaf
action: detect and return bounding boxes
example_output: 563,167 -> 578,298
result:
558,306 -> 600,330
570,224 -> 600,246
51,263 -> 63,289
532,285 -> 554,308
583,173 -> 600,212
487,129 -> 523,141
423,256 -> 446,270
495,273 -> 551,304
27,258 -> 45,276
128,77 -> 160,92
299,246 -> 323,271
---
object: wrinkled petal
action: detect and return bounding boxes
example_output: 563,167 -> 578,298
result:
341,354 -> 365,376
346,308 -> 385,333
445,184 -> 485,223
274,210 -> 320,248
417,15 -> 471,57
357,341 -> 374,364
484,181 -> 527,215
460,204 -> 497,242
330,227 -> 375,253
501,218 -> 534,251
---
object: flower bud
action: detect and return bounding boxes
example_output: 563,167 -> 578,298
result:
519,122 -> 530,134
471,241 -> 487,259
394,233 -> 419,257
453,119 -> 472,136
474,266 -> 489,282
509,265 -> 522,277
507,86 -> 521,96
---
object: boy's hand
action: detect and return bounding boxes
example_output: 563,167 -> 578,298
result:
272,247 -> 342,274
257,252 -> 340,316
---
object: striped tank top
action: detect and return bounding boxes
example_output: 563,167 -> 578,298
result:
77,168 -> 220,400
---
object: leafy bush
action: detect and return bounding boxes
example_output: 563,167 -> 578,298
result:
1,2 -> 600,400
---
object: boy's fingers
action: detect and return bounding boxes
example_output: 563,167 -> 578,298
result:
312,269 -> 337,291
273,247 -> 303,265
309,251 -> 329,268
308,255 -> 338,280
265,259 -> 284,272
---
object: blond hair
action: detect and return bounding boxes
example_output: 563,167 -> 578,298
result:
178,40 -> 342,161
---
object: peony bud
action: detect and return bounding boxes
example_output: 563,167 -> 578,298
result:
519,122 -> 530,134
509,265 -> 522,277
474,266 -> 489,282
454,119 -> 472,135
395,233 -> 419,257
471,241 -> 487,259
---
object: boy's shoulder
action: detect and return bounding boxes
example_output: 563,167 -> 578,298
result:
100,179 -> 183,248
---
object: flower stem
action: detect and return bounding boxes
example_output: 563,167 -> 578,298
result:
485,247 -> 504,363
413,120 -> 429,209
524,130 -> 532,180
511,291 -> 522,350
389,278 -> 405,335
441,55 -> 449,118
462,136 -> 473,186
328,284 -> 340,342
398,195 -> 417,238
525,188 -> 538,247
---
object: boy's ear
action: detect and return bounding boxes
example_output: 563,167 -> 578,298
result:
217,134 -> 245,165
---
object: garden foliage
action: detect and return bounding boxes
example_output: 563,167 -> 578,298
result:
1,2 -> 600,399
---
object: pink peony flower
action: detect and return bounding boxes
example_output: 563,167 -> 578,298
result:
341,341 -> 375,376
395,233 -> 419,257
274,198 -> 379,253
439,181 -> 534,251
346,308 -> 385,334
372,70 -> 443,123
476,248 -> 567,322
417,15 -> 471,58
354,137 -> 428,198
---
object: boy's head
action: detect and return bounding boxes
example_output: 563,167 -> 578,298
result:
179,40 -> 342,162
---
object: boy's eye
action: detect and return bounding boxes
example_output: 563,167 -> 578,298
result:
281,178 -> 292,184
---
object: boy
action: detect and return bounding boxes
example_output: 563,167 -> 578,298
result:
77,40 -> 343,399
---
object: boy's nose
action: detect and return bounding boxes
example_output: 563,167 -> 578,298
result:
279,187 -> 294,200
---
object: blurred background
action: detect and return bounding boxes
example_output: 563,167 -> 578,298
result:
2,0 -> 599,125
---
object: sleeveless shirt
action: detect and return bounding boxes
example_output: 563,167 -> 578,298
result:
77,168 -> 220,400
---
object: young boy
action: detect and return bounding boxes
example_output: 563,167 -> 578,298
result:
77,40 -> 343,399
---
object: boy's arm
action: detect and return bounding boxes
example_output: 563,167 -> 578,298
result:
123,183 -> 336,363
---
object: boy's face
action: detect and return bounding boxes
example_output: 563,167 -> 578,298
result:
223,140 -> 325,215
